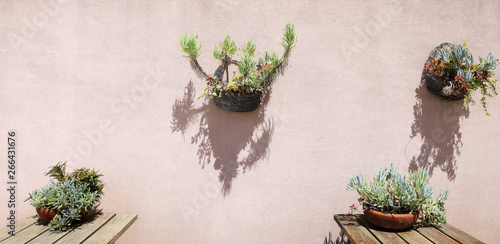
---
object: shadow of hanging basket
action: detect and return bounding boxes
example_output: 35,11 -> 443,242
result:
425,43 -> 465,101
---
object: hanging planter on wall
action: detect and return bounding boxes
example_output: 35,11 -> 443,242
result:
425,43 -> 465,101
424,41 -> 499,115
179,23 -> 297,112
210,63 -> 263,112
213,90 -> 263,112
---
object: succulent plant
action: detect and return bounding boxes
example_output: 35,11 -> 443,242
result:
180,23 -> 297,99
25,162 -> 104,230
347,164 -> 450,226
426,41 -> 498,115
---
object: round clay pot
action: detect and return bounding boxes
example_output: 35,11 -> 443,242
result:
36,207 -> 58,222
364,208 -> 419,230
36,207 -> 93,223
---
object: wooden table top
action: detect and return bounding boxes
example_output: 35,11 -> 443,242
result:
0,212 -> 137,244
334,214 -> 484,244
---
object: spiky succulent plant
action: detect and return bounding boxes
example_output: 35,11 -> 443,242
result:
180,23 -> 297,98
25,162 -> 104,230
347,164 -> 450,226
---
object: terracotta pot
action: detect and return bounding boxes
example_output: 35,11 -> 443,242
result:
36,207 -> 93,223
36,207 -> 58,222
363,208 -> 419,230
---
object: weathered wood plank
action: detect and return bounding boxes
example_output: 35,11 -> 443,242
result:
437,223 -> 485,244
26,229 -> 71,244
334,214 -> 381,244
397,229 -> 433,244
28,212 -> 106,243
0,214 -> 38,242
416,226 -> 459,244
1,220 -> 50,244
355,214 -> 406,244
82,213 -> 137,244
54,212 -> 116,244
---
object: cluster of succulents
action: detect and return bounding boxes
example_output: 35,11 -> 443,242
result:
179,23 -> 297,99
25,162 -> 104,230
426,41 -> 498,115
347,164 -> 450,226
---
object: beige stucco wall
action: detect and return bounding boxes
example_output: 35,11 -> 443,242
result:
1,0 -> 499,243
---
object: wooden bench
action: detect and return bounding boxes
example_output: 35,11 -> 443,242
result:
334,214 -> 484,244
0,212 -> 137,244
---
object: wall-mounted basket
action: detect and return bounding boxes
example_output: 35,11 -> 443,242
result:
211,64 -> 263,112
213,91 -> 263,112
179,23 -> 297,113
424,43 -> 464,101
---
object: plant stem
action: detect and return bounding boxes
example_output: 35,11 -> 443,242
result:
224,54 -> 230,83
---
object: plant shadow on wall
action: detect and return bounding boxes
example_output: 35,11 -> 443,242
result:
408,65 -> 470,181
171,81 -> 273,196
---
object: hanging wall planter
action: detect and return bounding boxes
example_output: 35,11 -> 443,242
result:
209,63 -> 263,112
425,43 -> 464,101
424,41 -> 499,115
213,90 -> 263,112
179,23 -> 297,112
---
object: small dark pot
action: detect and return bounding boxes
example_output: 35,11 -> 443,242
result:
425,72 -> 465,100
363,208 -> 419,230
213,91 -> 263,112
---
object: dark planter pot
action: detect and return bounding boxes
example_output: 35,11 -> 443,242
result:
424,43 -> 465,101
36,207 -> 92,223
213,91 -> 263,112
425,72 -> 465,100
363,208 -> 419,230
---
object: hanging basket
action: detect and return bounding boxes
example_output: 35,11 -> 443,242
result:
425,73 -> 464,101
424,43 -> 464,101
210,64 -> 263,112
213,91 -> 263,112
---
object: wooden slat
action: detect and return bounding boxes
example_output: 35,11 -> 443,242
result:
28,212 -> 104,243
1,220 -> 50,244
26,229 -> 71,243
397,229 -> 433,244
334,214 -> 381,244
82,213 -> 138,244
417,226 -> 459,244
54,212 -> 116,244
0,214 -> 39,242
437,223 -> 485,244
355,214 -> 406,244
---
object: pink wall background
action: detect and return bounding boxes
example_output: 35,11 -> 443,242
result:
1,0 -> 499,243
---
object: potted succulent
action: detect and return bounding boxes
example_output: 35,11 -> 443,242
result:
425,41 -> 498,115
346,164 -> 450,230
25,162 -> 104,230
179,23 -> 297,112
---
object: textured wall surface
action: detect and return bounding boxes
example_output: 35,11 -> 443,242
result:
1,0 -> 499,243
